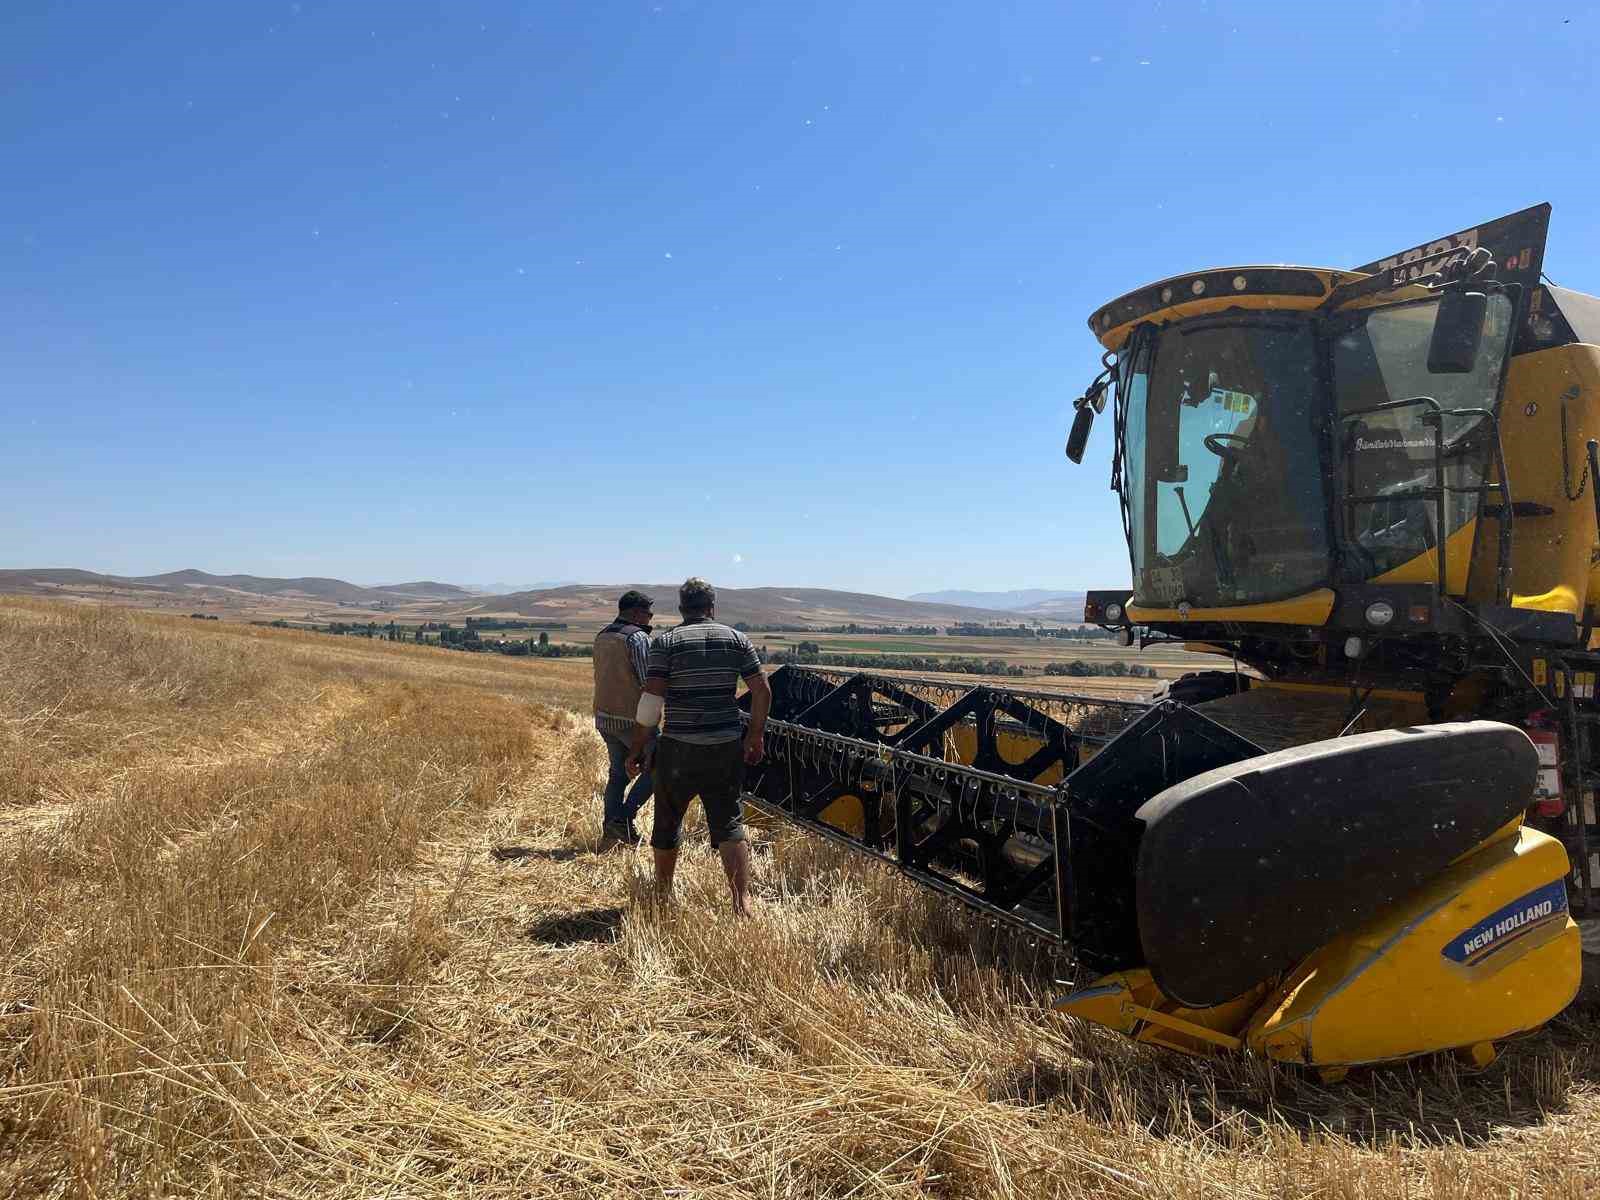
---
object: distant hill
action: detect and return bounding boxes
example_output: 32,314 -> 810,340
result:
908,588 -> 1085,613
0,568 -> 165,594
469,580 -> 579,595
0,568 -> 1060,627
0,568 -> 476,607
1014,595 -> 1088,620
906,589 -> 1092,621
131,570 -> 386,605
463,584 -> 1027,627
375,581 -> 478,600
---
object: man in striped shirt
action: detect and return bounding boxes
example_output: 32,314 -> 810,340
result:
626,577 -> 770,915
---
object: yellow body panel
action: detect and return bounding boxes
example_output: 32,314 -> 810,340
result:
1127,588 -> 1336,628
1370,520 -> 1477,595
1247,825 -> 1580,1068
1055,969 -> 1268,1057
1468,343 -> 1600,617
1057,822 -> 1578,1069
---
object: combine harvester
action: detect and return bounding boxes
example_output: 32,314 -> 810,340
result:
743,204 -> 1600,1077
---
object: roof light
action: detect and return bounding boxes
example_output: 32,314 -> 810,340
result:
1233,274 -> 1248,291
1191,279 -> 1206,295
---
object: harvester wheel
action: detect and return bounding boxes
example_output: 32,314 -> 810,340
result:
1576,920 -> 1600,1010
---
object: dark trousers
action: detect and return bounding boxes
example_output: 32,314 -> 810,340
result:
600,730 -> 653,826
650,736 -> 747,850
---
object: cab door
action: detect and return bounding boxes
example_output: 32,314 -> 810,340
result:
1329,292 -> 1517,598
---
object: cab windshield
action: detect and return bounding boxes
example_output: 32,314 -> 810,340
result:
1120,319 -> 1327,608
1115,294 -> 1515,611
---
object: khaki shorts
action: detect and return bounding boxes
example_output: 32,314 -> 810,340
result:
650,736 -> 747,850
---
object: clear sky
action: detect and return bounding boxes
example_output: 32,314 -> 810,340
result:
3,2 -> 1595,595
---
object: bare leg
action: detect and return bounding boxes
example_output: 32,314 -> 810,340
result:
653,848 -> 678,900
718,839 -> 752,916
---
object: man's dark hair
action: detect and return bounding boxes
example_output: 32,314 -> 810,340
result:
618,589 -> 654,614
679,577 -> 716,616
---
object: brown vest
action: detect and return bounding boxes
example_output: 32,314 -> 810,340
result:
593,623 -> 645,720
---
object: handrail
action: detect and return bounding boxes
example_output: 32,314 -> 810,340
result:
1588,440 -> 1600,552
1337,397 -> 1516,605
1339,396 -> 1448,604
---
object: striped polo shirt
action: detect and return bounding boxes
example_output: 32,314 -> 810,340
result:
647,618 -> 762,744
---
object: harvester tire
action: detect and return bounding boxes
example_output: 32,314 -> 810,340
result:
1577,920 -> 1600,1010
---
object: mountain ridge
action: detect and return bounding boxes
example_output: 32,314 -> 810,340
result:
0,569 -> 1053,626
455,583 -> 1030,626
907,588 -> 1083,611
374,581 -> 480,600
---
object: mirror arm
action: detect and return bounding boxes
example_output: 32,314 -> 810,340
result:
1065,354 -> 1119,465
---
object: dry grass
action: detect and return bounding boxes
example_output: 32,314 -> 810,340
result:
2,597 -> 1598,1198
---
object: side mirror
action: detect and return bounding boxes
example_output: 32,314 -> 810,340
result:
1427,290 -> 1487,374
1065,404 -> 1095,464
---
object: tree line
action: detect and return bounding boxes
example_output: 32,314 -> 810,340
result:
259,619 -> 591,658
734,621 -> 1113,639
734,622 -> 940,635
1042,660 -> 1157,678
762,645 -> 1158,679
764,647 -> 1029,676
945,623 -> 1115,640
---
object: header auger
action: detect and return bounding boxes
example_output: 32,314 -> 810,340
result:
745,204 -> 1600,1077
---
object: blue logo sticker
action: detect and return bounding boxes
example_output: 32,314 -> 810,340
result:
1441,880 -> 1568,967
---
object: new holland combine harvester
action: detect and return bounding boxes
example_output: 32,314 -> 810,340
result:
743,205 -> 1600,1077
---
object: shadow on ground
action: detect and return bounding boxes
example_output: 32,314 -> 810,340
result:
996,1003 -> 1599,1147
527,906 -> 625,946
491,845 -> 581,864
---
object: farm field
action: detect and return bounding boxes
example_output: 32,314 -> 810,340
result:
280,624 -> 1218,691
2,596 -> 1597,1197
517,625 -> 1216,681
747,630 -> 1222,683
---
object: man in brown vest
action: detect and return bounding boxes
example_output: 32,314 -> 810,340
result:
592,590 -> 656,847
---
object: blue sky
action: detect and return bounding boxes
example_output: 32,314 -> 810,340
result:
3,2 -> 1595,596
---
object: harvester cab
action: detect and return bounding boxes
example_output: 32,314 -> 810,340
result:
740,204 -> 1592,1080
1073,204 -> 1600,648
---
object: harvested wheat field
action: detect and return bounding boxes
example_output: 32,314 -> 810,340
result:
2,598 -> 1598,1198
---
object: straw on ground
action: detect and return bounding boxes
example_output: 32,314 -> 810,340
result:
0,597 -> 1596,1197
